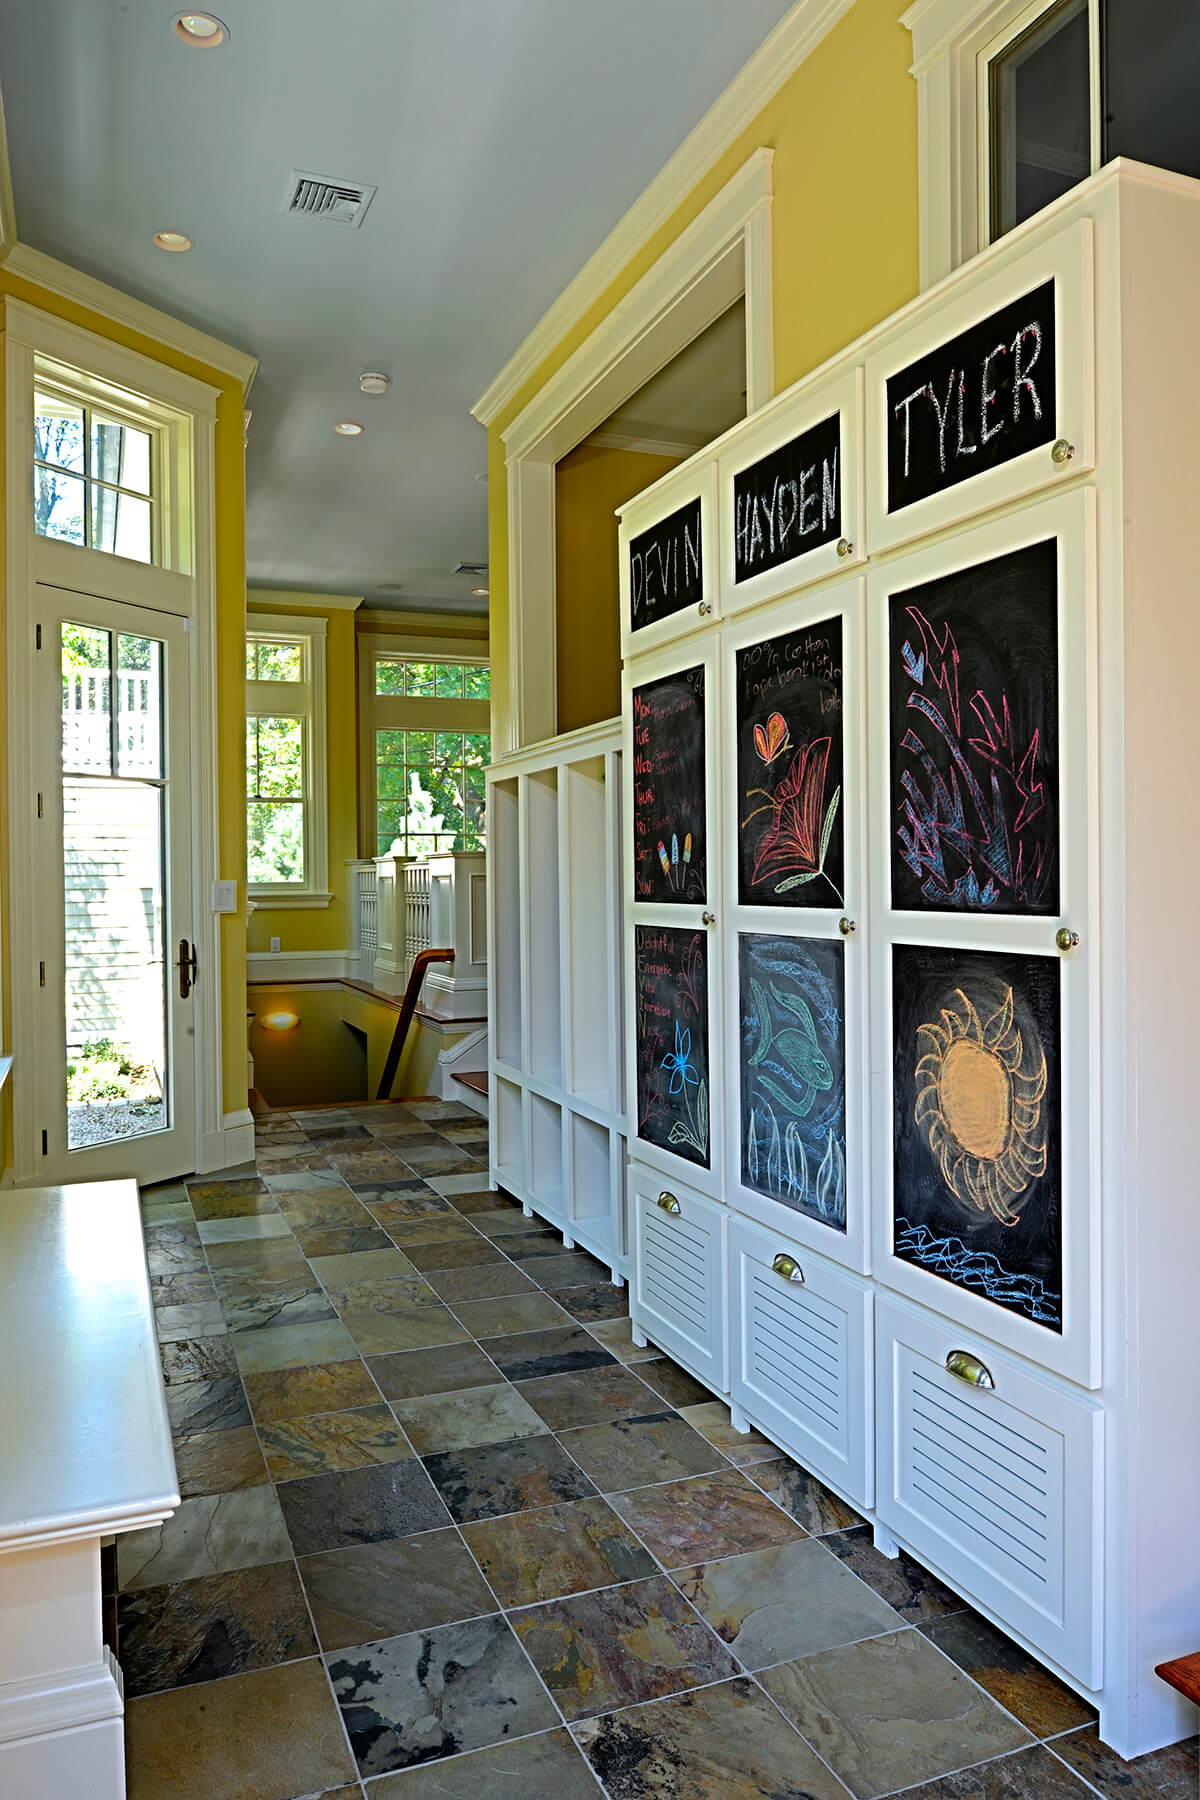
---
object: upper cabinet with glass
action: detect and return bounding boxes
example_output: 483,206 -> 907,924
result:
35,387 -> 158,565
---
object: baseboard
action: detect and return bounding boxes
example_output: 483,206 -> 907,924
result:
197,1109 -> 256,1174
246,949 -> 351,981
0,1653 -> 123,1745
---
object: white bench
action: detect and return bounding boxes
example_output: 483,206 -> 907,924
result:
0,1181 -> 179,1798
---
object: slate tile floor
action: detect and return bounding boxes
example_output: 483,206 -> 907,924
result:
124,1100 -> 1196,1800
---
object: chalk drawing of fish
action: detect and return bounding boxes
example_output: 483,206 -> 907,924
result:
748,976 -> 833,1118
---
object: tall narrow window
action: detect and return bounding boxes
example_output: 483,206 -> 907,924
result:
34,386 -> 158,563
245,615 -> 329,901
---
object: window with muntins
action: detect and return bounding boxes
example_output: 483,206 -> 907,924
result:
367,654 -> 490,859
245,617 -> 328,898
34,384 -> 159,563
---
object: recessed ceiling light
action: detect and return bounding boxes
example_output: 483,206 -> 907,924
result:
377,582 -> 404,593
334,421 -> 363,437
173,11 -> 229,47
359,372 -> 390,395
153,231 -> 192,252
471,587 -> 489,598
474,472 -> 488,484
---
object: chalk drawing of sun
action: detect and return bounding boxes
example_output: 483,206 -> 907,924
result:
914,986 -> 1047,1226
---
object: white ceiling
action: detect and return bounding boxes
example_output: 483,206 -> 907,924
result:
0,0 -> 797,614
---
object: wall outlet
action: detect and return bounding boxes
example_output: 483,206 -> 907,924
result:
211,879 -> 238,913
270,936 -> 281,954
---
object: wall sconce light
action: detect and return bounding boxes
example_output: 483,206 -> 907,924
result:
259,1010 -> 301,1032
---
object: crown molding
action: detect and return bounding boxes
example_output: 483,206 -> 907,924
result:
471,0 -> 853,428
0,86 -> 16,261
248,589 -> 363,613
1,242 -> 258,397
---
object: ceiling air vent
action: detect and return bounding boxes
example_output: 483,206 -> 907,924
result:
283,170 -> 376,228
454,562 -> 489,577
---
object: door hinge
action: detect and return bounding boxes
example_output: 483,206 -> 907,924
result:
39,961 -> 45,987
36,792 -> 43,819
41,1130 -> 48,1156
35,623 -> 42,650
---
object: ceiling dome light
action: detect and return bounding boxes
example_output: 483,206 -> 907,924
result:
359,372 -> 390,395
173,11 -> 230,47
153,231 -> 192,252
334,421 -> 363,437
471,587 -> 489,597
259,1010 -> 300,1032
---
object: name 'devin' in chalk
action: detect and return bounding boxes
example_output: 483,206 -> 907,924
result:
630,515 -> 700,617
893,320 -> 1044,480
736,453 -> 838,574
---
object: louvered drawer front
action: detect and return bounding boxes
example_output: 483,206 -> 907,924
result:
876,1297 -> 1102,1687
730,1219 -> 872,1507
632,1168 -> 725,1390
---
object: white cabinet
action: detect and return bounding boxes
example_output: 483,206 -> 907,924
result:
875,1294 -> 1102,1690
487,723 -> 629,1279
729,1215 -> 873,1509
613,162 -> 1200,1756
619,462 -> 719,660
631,1165 -> 726,1391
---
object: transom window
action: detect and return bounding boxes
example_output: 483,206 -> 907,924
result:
245,617 -> 329,900
983,0 -> 1200,242
34,384 -> 159,564
362,648 -> 490,860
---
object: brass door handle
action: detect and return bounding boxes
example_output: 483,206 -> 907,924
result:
945,1349 -> 994,1390
772,1252 -> 805,1284
656,1191 -> 681,1215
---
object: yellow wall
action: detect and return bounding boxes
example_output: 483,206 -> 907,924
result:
555,443 -> 680,732
0,265 -> 250,1152
245,592 -> 360,957
487,0 -> 919,749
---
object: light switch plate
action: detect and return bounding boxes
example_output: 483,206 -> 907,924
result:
211,880 -> 238,913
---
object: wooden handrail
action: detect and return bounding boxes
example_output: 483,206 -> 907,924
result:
375,948 -> 454,1099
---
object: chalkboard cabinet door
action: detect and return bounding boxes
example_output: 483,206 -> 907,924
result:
631,1165 -> 727,1392
619,462 -> 719,659
867,492 -> 1099,1389
875,1294 -> 1103,1689
721,582 -> 869,1272
719,366 -> 864,616
729,1215 -> 873,1509
865,218 -> 1094,554
626,641 -> 717,909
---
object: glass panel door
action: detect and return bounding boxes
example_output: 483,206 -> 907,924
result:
36,585 -> 195,1183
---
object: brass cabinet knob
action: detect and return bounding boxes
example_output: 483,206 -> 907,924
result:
1051,438 -> 1076,466
701,911 -> 716,927
836,537 -> 854,559
772,1252 -> 805,1284
656,1191 -> 681,1215
697,601 -> 713,617
1055,927 -> 1080,953
945,1349 -> 995,1389
838,916 -> 856,937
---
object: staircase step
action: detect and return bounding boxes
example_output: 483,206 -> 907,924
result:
452,1070 -> 488,1096
1156,1652 -> 1200,1706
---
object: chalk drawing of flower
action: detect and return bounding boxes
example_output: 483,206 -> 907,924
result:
661,1020 -> 699,1096
754,711 -> 791,765
751,737 -> 841,898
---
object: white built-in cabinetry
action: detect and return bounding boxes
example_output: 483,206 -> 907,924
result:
617,162 -> 1200,1757
487,720 -> 629,1280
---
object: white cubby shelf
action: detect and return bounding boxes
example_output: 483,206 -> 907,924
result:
486,719 -> 628,1283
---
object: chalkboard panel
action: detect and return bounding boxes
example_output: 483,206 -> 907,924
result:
734,412 -> 841,582
889,540 -> 1059,915
735,618 -> 844,908
739,934 -> 846,1231
628,498 -> 703,632
886,279 -> 1057,514
632,666 -> 706,903
635,926 -> 709,1168
892,943 -> 1062,1331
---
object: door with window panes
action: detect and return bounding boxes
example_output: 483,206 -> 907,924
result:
369,654 -> 490,859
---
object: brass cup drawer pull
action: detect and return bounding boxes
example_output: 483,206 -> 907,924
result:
656,1191 -> 682,1215
772,1252 -> 805,1284
945,1349 -> 995,1390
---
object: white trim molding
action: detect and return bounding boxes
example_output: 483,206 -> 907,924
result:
200,1108 -> 255,1174
472,0 -> 851,427
247,949 -> 352,981
2,243 -> 258,397
902,0 -> 1096,288
246,610 -> 330,905
497,149 -> 774,754
0,84 -> 20,262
